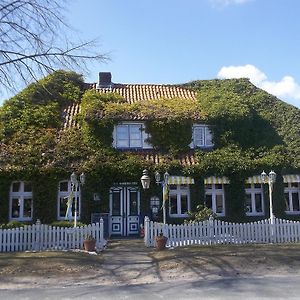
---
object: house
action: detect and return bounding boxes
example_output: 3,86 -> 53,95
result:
0,70 -> 300,237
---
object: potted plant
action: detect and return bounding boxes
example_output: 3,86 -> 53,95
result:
83,235 -> 96,251
155,231 -> 168,250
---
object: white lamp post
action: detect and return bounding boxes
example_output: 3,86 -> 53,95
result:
141,170 -> 169,224
261,170 -> 276,225
70,172 -> 85,227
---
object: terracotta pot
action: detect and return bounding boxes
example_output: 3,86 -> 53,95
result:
155,235 -> 168,250
83,239 -> 96,251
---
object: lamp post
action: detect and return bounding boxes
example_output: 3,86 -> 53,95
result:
261,170 -> 276,225
141,169 -> 169,224
70,172 -> 85,227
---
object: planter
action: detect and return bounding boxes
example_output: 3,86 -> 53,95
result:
83,239 -> 96,251
155,235 -> 168,250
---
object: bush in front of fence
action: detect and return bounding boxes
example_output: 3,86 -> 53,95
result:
0,220 -> 29,229
50,220 -> 86,228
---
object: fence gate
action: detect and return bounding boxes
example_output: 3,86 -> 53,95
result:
109,186 -> 140,236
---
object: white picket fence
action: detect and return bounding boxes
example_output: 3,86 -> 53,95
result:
144,216 -> 300,247
0,219 -> 106,252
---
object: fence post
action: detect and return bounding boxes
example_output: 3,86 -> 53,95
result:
99,218 -> 105,248
144,216 -> 150,247
34,219 -> 41,251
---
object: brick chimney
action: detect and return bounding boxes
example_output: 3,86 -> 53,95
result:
98,72 -> 112,88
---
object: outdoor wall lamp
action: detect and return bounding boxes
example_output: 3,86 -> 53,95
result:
141,169 -> 169,224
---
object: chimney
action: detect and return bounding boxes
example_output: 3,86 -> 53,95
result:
98,72 -> 112,88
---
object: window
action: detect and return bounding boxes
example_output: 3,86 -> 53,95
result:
9,181 -> 33,221
245,183 -> 264,216
284,182 -> 300,214
57,180 -> 81,220
169,184 -> 190,217
192,124 -> 213,148
205,184 -> 225,216
116,123 -> 143,148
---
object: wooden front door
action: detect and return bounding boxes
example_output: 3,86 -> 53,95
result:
109,186 -> 140,236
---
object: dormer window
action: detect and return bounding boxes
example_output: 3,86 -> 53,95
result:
191,124 -> 213,148
113,122 -> 152,149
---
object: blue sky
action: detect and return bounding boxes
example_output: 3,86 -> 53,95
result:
3,0 -> 300,108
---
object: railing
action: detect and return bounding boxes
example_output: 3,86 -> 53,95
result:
0,219 -> 106,252
144,217 -> 300,247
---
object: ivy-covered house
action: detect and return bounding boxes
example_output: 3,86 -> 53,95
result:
1,70 -> 300,236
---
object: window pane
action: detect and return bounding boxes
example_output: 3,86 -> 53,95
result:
24,182 -> 32,192
205,194 -> 212,209
193,127 -> 204,146
12,182 -> 21,193
23,198 -> 32,218
181,195 -> 188,214
291,182 -> 299,188
60,197 -> 68,218
169,185 -> 177,190
130,139 -> 142,148
117,139 -> 129,148
112,191 -> 121,216
284,183 -> 289,188
60,181 -> 68,192
292,193 -> 300,211
11,198 -> 20,218
216,194 -> 223,213
117,125 -> 128,137
284,193 -> 290,211
205,127 -> 213,146
215,184 -> 223,190
170,195 -> 178,214
255,193 -> 263,212
245,194 -> 252,213
254,183 -> 262,189
129,191 -> 138,215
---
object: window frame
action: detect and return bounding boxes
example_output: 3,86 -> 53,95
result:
204,183 -> 225,217
245,183 -> 264,216
9,181 -> 33,221
192,124 -> 213,148
168,184 -> 190,218
284,182 -> 300,215
115,123 -> 144,149
57,180 -> 81,221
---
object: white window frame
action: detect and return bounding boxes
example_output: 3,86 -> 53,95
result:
113,122 -> 152,149
191,124 -> 213,148
57,180 -> 81,220
284,182 -> 300,215
168,184 -> 190,218
9,181 -> 33,221
204,184 -> 225,217
245,183 -> 264,216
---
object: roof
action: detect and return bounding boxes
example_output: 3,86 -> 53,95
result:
62,84 -> 197,130
88,83 -> 196,103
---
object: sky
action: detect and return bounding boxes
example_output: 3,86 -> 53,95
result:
2,0 -> 300,108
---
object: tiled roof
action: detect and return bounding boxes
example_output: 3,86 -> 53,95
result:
89,83 -> 197,103
63,83 -> 197,129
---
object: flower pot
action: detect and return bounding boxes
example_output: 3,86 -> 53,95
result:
155,235 -> 168,250
83,239 -> 96,251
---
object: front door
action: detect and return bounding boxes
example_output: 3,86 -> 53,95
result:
109,186 -> 140,236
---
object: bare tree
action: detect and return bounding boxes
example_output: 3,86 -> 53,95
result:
0,0 -> 107,91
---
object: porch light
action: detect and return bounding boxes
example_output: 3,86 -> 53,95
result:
141,169 -> 151,190
155,171 -> 161,184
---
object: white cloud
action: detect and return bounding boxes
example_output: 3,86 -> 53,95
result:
217,64 -> 300,108
210,0 -> 252,7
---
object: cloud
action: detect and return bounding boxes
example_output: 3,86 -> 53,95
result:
217,64 -> 300,108
210,0 -> 252,7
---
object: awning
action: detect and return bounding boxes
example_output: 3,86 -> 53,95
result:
167,176 -> 195,185
246,175 -> 263,184
283,174 -> 300,183
204,176 -> 230,184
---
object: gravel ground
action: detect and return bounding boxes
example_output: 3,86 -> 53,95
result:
1,239 -> 300,289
